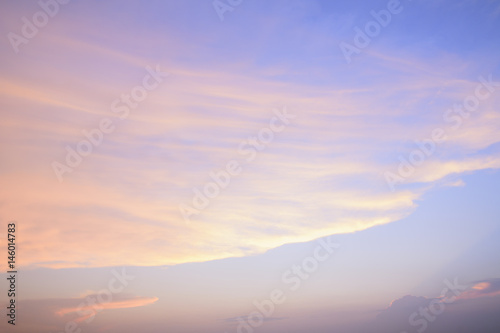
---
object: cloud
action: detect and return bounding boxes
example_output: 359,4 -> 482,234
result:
444,179 -> 465,187
55,295 -> 159,323
6,294 -> 158,332
458,279 -> 500,300
372,295 -> 437,330
364,278 -> 500,333
1,0 -> 500,269
385,295 -> 432,313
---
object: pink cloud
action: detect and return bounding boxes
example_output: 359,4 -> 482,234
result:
55,296 -> 159,323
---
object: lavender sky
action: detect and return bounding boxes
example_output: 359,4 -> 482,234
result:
1,0 -> 500,332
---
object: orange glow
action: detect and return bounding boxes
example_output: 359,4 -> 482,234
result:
472,282 -> 490,290
56,297 -> 159,322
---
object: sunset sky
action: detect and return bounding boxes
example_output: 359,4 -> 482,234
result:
1,0 -> 500,332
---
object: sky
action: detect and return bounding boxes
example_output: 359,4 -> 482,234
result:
0,0 -> 499,332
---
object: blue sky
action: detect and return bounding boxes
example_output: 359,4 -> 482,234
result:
1,0 -> 500,332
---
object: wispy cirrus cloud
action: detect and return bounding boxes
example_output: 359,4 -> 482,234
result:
1,0 -> 500,270
55,295 -> 159,323
2,294 -> 158,333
